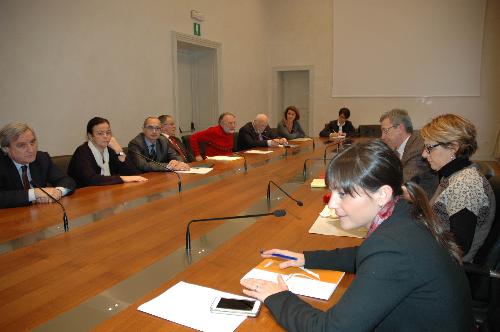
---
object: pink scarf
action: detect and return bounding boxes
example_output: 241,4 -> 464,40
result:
366,197 -> 400,237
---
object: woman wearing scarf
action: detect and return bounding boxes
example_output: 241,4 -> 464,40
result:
68,117 -> 147,187
241,139 -> 472,331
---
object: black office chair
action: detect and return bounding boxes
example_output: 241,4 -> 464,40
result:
182,134 -> 206,159
51,155 -> 72,174
358,125 -> 382,138
465,175 -> 500,332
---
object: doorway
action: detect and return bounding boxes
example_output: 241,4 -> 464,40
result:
274,68 -> 312,135
172,33 -> 221,134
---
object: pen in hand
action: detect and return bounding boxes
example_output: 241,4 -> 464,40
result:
260,249 -> 298,261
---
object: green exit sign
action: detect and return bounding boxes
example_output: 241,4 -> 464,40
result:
193,23 -> 201,36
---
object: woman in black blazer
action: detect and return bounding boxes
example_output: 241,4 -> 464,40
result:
68,117 -> 147,187
319,107 -> 356,137
241,140 -> 472,332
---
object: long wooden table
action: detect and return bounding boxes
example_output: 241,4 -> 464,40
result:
0,138 -> 362,331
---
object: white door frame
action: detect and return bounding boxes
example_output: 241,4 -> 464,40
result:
172,32 -> 223,128
271,66 -> 314,135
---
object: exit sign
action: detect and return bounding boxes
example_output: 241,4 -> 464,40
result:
193,23 -> 201,36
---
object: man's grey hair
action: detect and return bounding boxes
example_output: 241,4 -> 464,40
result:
158,114 -> 173,125
379,109 -> 413,133
0,122 -> 35,149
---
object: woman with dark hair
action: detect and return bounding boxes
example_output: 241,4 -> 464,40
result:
277,106 -> 306,140
421,114 -> 495,262
68,117 -> 147,187
241,140 -> 472,331
319,107 -> 356,137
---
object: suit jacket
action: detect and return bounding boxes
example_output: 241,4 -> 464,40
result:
319,120 -> 356,137
0,151 -> 76,208
265,201 -> 473,332
68,143 -> 142,188
277,120 -> 305,140
163,134 -> 194,163
127,133 -> 181,172
237,122 -> 278,151
402,131 -> 438,198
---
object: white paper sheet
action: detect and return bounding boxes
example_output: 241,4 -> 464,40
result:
310,178 -> 326,188
290,138 -> 312,142
206,156 -> 242,161
176,167 -> 213,174
243,150 -> 273,154
309,213 -> 367,238
138,281 -> 253,332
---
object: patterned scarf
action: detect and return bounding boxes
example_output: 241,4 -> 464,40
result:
366,196 -> 400,237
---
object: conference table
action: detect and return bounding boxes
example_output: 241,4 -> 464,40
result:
0,137 -> 363,331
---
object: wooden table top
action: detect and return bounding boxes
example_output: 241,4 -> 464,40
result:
0,138 -> 362,331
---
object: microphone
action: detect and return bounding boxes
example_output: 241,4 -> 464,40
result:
30,180 -> 69,232
232,152 -> 248,172
302,158 -> 333,181
267,180 -> 303,207
323,142 -> 340,161
127,149 -> 182,193
185,209 -> 286,250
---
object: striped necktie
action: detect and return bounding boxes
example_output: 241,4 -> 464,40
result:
21,165 -> 30,190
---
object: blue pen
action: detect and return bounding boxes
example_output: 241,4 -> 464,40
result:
260,250 -> 298,261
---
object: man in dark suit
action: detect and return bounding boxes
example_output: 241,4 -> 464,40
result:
128,117 -> 190,172
158,114 -> 194,163
319,107 -> 356,137
0,122 -> 76,209
238,114 -> 287,151
380,109 -> 438,197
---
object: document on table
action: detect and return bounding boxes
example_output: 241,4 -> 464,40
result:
310,178 -> 326,188
138,281 -> 253,332
176,167 -> 213,174
290,138 -> 312,142
309,205 -> 367,238
242,259 -> 344,301
244,150 -> 273,154
206,156 -> 242,161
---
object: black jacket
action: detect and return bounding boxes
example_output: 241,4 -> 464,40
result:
237,122 -> 278,151
319,120 -> 356,137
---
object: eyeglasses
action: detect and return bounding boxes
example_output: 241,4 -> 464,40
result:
381,125 -> 398,135
94,131 -> 112,137
424,142 -> 443,154
144,126 -> 161,132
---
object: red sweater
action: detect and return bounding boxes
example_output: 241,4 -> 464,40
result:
190,125 -> 234,157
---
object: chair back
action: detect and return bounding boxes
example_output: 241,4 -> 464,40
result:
182,134 -> 206,158
51,155 -> 72,174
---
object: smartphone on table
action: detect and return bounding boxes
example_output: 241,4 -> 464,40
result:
210,297 -> 261,317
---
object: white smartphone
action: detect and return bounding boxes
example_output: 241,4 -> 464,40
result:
210,297 -> 261,317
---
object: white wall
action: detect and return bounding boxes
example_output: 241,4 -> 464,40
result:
0,0 -> 269,155
1,0 -> 499,159
266,0 -> 500,159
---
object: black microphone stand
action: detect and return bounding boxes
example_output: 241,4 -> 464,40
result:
30,181 -> 69,232
185,209 -> 286,250
127,149 -> 182,193
267,180 -> 303,209
302,158 -> 333,181
232,152 -> 248,172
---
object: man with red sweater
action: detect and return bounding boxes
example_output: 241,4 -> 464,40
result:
190,113 -> 236,161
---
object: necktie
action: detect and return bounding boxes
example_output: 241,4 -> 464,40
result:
149,144 -> 157,161
21,165 -> 30,190
169,137 -> 187,162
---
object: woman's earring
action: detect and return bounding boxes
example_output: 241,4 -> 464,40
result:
450,154 -> 456,161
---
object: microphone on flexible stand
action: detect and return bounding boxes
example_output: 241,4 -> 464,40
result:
30,180 -> 69,232
323,142 -> 340,161
267,180 -> 303,208
302,158 -> 333,181
232,152 -> 248,172
127,149 -> 182,193
185,209 -> 286,250
304,136 -> 316,150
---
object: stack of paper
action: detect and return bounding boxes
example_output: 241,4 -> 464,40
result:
241,258 -> 344,301
310,206 -> 367,238
176,167 -> 213,174
206,156 -> 242,161
244,150 -> 273,154
138,281 -> 251,332
310,178 -> 326,188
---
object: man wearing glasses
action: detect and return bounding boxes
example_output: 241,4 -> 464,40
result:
128,117 -> 189,172
380,109 -> 437,197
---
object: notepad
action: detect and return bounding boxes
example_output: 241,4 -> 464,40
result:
138,281 -> 249,332
310,178 -> 326,188
241,258 -> 344,301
